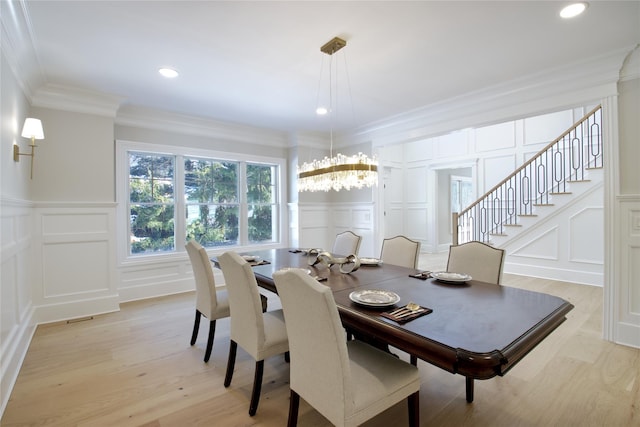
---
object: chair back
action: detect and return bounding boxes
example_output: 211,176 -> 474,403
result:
218,251 -> 267,356
447,241 -> 505,284
185,240 -> 218,317
273,268 -> 352,422
332,231 -> 362,256
380,235 -> 421,269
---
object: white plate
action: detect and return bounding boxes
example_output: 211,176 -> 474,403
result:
349,289 -> 400,307
431,271 -> 472,283
359,257 -> 383,266
242,255 -> 259,262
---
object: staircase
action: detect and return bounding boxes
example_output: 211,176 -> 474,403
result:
453,105 -> 603,246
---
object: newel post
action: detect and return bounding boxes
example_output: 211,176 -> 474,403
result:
452,212 -> 459,246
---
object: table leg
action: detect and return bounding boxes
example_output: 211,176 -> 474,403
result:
466,377 -> 474,403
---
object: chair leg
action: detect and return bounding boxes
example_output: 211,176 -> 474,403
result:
408,391 -> 420,427
249,360 -> 265,416
204,319 -> 216,362
287,389 -> 300,427
284,351 -> 290,363
190,310 -> 202,345
410,354 -> 417,366
224,340 -> 237,387
466,376 -> 474,403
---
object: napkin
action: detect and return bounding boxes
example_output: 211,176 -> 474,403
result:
381,305 -> 432,324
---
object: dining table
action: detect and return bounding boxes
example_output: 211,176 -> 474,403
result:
214,248 -> 574,403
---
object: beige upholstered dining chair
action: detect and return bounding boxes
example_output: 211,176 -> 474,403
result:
185,240 -> 230,362
332,230 -> 362,256
447,241 -> 506,284
217,251 -> 289,416
273,268 -> 420,427
380,235 -> 421,269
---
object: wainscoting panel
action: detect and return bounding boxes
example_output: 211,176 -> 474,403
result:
295,203 -> 375,257
406,207 -> 429,242
475,121 -> 516,152
569,207 -> 604,264
483,154 -> 517,190
523,109 -> 574,145
0,198 -> 36,416
617,198 -> 640,347
406,166 -> 428,204
33,204 -> 119,323
503,187 -> 604,286
118,257 -> 197,302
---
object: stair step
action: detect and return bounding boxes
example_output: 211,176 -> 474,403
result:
586,166 -> 604,170
550,192 -> 572,195
490,233 -> 508,237
518,214 -> 538,217
504,224 -> 522,227
533,203 -> 555,207
568,179 -> 591,183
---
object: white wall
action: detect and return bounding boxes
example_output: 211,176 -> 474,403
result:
0,51 -> 37,416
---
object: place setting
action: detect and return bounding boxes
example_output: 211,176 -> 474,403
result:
241,255 -> 270,266
380,302 -> 433,324
430,271 -> 472,284
348,289 -> 432,324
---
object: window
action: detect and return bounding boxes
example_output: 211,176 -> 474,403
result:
184,157 -> 239,247
129,152 -> 175,254
247,163 -> 278,244
117,141 -> 284,258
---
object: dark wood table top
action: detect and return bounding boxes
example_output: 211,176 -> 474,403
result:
218,248 -> 574,382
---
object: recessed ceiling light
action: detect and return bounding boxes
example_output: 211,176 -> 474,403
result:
560,2 -> 588,19
316,107 -> 328,115
158,67 -> 179,78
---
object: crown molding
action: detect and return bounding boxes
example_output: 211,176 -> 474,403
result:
356,46 -> 633,145
620,45 -> 640,82
115,105 -> 289,148
31,83 -> 123,118
0,0 -> 45,100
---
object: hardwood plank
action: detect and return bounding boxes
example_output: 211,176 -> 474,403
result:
2,254 -> 639,426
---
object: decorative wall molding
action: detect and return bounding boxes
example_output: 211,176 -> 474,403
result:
357,47 -> 629,145
32,204 -> 119,324
31,83 -> 123,118
616,197 -> 640,347
116,105 -> 288,148
294,202 -> 376,257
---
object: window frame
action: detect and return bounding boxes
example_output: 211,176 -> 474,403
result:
116,140 -> 286,264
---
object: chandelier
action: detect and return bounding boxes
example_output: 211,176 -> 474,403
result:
297,37 -> 378,192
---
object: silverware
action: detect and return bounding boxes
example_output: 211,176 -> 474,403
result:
389,302 -> 420,317
395,308 -> 425,319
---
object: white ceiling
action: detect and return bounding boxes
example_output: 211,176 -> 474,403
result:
11,1 -> 640,133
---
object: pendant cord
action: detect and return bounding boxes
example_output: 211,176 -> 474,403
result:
329,52 -> 334,159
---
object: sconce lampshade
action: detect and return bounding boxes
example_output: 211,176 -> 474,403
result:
21,118 -> 44,141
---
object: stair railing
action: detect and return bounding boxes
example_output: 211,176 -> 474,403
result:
453,105 -> 603,245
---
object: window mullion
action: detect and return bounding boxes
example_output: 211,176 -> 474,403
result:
175,155 -> 186,251
239,161 -> 248,246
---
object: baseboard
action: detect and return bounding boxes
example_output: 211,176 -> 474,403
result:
615,322 -> 640,349
35,295 -> 121,325
505,262 -> 603,287
1,303 -> 36,417
118,280 -> 195,303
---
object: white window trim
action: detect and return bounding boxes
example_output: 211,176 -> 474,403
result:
115,139 -> 287,265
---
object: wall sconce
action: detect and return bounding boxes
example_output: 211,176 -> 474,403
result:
14,117 -> 44,179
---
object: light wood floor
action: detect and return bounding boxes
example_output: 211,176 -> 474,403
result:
3,254 -> 639,426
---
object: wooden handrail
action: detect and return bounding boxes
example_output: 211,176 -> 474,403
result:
458,105 -> 602,219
